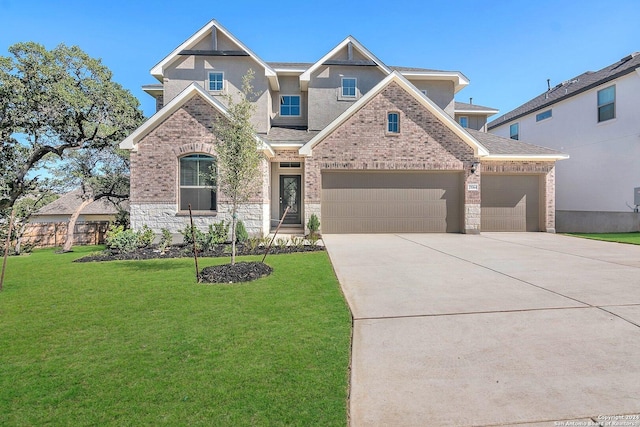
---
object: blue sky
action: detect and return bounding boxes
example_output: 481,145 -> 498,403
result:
1,0 -> 638,119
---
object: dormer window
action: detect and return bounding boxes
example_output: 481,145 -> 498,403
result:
459,116 -> 469,128
341,78 -> 357,98
208,72 -> 224,92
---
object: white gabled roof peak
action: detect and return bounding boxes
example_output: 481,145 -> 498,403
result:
299,36 -> 392,90
149,19 -> 279,90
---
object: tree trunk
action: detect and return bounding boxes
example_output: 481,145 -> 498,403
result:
1,208 -> 16,291
61,197 -> 93,252
231,202 -> 237,266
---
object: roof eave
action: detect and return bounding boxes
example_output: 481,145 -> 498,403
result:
482,154 -> 569,161
401,71 -> 470,93
455,109 -> 499,115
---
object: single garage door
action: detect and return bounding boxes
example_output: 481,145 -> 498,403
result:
321,171 -> 462,233
481,174 -> 540,231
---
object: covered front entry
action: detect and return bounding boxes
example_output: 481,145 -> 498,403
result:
321,171 -> 462,233
481,174 -> 541,231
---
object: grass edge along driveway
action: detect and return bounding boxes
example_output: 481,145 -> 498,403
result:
0,247 -> 351,426
567,232 -> 640,245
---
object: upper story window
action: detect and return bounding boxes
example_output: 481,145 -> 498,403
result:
341,78 -> 357,98
459,116 -> 468,128
208,72 -> 224,92
536,109 -> 552,122
597,85 -> 615,122
179,154 -> 216,211
387,112 -> 400,134
280,95 -> 301,116
509,123 -> 519,140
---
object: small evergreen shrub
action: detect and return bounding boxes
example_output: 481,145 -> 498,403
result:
307,214 -> 320,237
235,220 -> 248,243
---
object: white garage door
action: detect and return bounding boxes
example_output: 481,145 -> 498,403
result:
321,171 -> 462,233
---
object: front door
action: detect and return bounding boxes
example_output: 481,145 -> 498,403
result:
279,175 -> 301,225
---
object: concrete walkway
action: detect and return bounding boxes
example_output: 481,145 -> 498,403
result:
323,233 -> 640,427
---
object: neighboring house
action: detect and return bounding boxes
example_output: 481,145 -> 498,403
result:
25,189 -> 126,247
121,20 -> 567,235
488,52 -> 640,232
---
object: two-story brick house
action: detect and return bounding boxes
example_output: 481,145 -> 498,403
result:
121,20 -> 567,235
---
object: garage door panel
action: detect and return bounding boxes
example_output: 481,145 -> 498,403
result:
482,175 -> 539,232
321,172 -> 461,234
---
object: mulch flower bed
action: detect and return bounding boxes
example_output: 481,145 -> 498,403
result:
74,242 -> 324,263
74,242 -> 324,283
199,261 -> 273,284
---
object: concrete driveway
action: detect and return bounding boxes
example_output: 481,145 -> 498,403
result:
323,233 -> 640,427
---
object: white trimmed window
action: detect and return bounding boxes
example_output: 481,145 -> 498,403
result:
341,78 -> 357,98
179,154 -> 216,211
597,85 -> 615,122
208,72 -> 224,92
536,109 -> 552,122
509,123 -> 519,140
459,116 -> 468,128
280,95 -> 301,116
387,112 -> 400,134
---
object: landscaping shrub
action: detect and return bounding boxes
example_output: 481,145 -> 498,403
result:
235,220 -> 248,243
209,220 -> 229,244
307,213 -> 320,236
105,225 -> 139,253
158,228 -> 173,253
105,225 -> 156,253
181,225 -> 206,251
137,225 -> 155,248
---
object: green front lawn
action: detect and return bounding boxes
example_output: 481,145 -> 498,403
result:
567,232 -> 640,245
0,247 -> 351,426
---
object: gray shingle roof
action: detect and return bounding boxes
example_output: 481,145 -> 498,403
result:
33,189 -> 127,217
488,52 -> 640,129
454,101 -> 498,113
265,62 -> 456,74
261,126 -> 320,144
466,129 -> 566,157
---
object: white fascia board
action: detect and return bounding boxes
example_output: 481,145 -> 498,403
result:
482,154 -> 570,161
299,36 -> 391,90
256,136 -> 275,158
149,20 -> 279,91
300,71 -> 489,157
270,142 -> 305,148
402,71 -> 470,93
120,83 -> 229,152
455,109 -> 499,115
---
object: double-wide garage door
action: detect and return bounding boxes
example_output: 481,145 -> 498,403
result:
481,175 -> 540,232
321,171 -> 462,233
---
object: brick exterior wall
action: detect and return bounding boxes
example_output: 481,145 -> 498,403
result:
304,81 -> 482,233
130,95 -> 269,235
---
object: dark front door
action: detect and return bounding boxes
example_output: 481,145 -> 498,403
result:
280,175 -> 301,224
